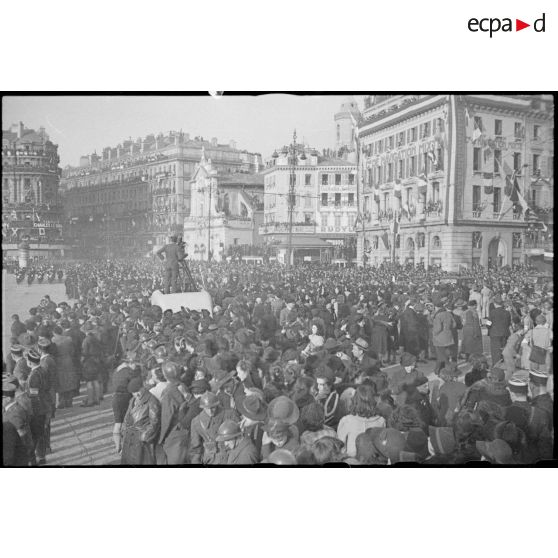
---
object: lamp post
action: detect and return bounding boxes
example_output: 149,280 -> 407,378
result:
207,178 -> 212,261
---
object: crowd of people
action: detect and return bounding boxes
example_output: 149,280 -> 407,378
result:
2,251 -> 554,466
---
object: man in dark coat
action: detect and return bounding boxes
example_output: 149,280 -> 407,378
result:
156,235 -> 186,294
488,294 -> 511,366
11,314 -> 27,339
157,362 -> 188,465
399,301 -> 421,357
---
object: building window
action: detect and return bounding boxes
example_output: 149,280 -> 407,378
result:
304,213 -> 313,224
432,236 -> 441,249
473,147 -> 482,171
494,149 -> 502,174
514,122 -> 523,138
397,131 -> 406,146
335,193 -> 341,206
437,148 -> 443,171
533,125 -> 540,139
513,152 -> 522,173
387,163 -> 394,182
532,154 -> 540,174
494,119 -> 503,136
493,187 -> 501,214
372,236 -> 379,249
512,233 -> 522,248
335,174 -> 341,186
348,174 -> 355,185
322,214 -> 329,227
334,214 -> 341,229
473,185 -> 481,211
397,159 -> 404,179
410,127 -> 417,142
322,174 -> 328,185
321,193 -> 328,206
435,118 -> 445,134
432,181 -> 440,203
305,174 -> 312,186
474,116 -> 483,131
388,136 -> 394,149
348,193 -> 355,206
409,156 -> 416,176
417,232 -> 425,247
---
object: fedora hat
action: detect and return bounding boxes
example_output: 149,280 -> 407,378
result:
238,394 -> 268,421
267,395 -> 299,425
353,337 -> 369,351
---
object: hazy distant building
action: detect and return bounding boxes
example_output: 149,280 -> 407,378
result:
61,132 -> 262,257
2,122 -> 66,259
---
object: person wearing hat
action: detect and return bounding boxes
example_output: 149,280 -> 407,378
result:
120,376 -> 162,466
37,338 -> 57,454
261,418 -> 300,460
460,366 -> 512,412
431,298 -> 456,376
487,294 -> 511,368
461,300 -> 483,361
10,344 -> 30,390
398,299 -> 421,358
373,427 -> 407,465
500,321 -> 525,381
388,352 -> 426,407
506,377 -> 552,462
80,324 -> 104,407
528,370 -> 552,423
351,337 -> 377,374
3,380 -> 34,466
434,362 -> 466,427
189,392 -> 239,464
238,394 -> 268,458
423,426 -> 457,464
25,349 -> 49,465
156,361 -> 188,465
214,419 -> 258,465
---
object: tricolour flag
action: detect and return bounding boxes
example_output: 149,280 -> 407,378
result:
482,172 -> 493,188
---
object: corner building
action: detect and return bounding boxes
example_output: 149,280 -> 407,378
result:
357,95 -> 553,271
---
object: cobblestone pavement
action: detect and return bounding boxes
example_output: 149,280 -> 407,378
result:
46,388 -> 119,466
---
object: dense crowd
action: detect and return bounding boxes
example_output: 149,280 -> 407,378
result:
2,253 -> 554,466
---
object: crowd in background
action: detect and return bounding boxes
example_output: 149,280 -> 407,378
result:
2,256 -> 553,465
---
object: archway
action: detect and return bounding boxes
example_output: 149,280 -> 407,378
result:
487,237 -> 507,269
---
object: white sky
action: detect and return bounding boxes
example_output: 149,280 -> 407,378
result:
2,94 -> 364,167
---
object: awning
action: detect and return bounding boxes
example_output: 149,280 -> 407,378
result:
275,235 -> 332,249
544,252 -> 553,259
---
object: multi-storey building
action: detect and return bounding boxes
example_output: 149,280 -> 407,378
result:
357,94 -> 553,271
2,122 -> 66,260
183,152 -> 264,261
261,138 -> 357,265
61,132 -> 262,257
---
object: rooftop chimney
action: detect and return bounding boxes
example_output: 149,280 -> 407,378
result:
18,121 -> 24,139
211,137 -> 218,147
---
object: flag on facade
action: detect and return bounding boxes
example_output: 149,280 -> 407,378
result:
354,213 -> 363,229
417,173 -> 428,188
394,180 -> 402,198
427,150 -> 437,167
464,106 -> 470,126
381,230 -> 390,249
472,121 -> 482,142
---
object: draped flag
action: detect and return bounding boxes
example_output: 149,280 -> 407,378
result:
381,230 -> 390,250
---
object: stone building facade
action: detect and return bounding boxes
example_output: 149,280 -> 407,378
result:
2,122 -> 66,259
61,132 -> 261,257
357,95 -> 553,271
183,153 -> 264,261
